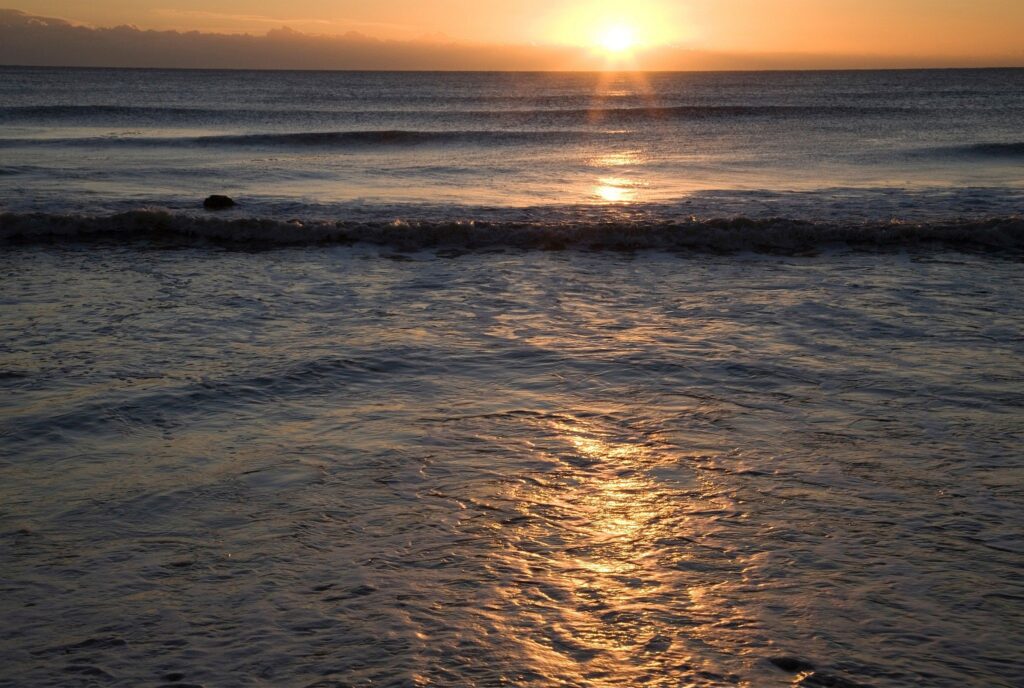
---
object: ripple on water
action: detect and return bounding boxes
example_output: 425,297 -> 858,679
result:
0,247 -> 1021,686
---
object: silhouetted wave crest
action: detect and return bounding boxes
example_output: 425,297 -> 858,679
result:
3,211 -> 1022,253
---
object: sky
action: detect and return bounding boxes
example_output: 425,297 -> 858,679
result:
2,1 -> 1024,70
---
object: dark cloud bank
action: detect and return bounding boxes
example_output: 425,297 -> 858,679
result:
1,8 -> 1021,71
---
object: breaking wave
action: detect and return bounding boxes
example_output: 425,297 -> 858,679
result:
3,210 -> 1022,253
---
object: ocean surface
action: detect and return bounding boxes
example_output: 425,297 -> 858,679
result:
1,68 -> 1023,687
0,67 -> 1023,247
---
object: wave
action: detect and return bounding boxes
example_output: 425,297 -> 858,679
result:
545,104 -> 911,119
927,142 -> 1024,158
958,142 -> 1024,157
2,210 -> 1022,253
0,129 -> 601,149
0,105 -> 237,119
0,103 -> 911,123
197,130 -> 594,147
0,103 -> 905,116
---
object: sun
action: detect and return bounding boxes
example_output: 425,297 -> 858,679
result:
598,24 -> 637,54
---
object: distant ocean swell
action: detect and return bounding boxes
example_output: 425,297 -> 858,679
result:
946,142 -> 1024,157
0,130 -> 605,149
3,130 -> 1022,157
3,211 -> 1022,252
0,103 -> 914,122
4,131 -> 1019,159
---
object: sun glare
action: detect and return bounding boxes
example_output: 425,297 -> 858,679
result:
543,1 -> 690,62
599,24 -> 637,53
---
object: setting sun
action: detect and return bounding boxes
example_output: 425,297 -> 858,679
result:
542,1 -> 685,60
598,24 -> 636,53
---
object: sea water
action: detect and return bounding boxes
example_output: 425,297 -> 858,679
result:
1,68 -> 1022,687
1,68 -> 1023,244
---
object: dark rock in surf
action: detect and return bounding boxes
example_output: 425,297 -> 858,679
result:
770,657 -> 816,673
203,195 -> 236,211
769,658 -> 875,688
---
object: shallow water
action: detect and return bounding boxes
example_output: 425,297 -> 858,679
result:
2,246 -> 1022,687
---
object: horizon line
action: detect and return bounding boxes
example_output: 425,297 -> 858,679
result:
3,64 -> 1023,74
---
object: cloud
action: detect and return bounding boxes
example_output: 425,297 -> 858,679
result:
154,10 -> 338,27
1,8 -> 71,28
151,8 -> 420,37
0,8 -> 1020,71
0,9 -> 588,70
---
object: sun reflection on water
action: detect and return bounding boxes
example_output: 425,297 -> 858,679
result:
588,149 -> 646,204
458,404 -> 752,684
584,69 -> 656,205
594,177 -> 638,203
593,151 -> 643,168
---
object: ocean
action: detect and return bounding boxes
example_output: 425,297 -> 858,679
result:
1,67 -> 1023,246
1,68 -> 1022,687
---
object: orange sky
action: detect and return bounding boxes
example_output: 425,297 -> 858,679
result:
6,0 -> 1024,68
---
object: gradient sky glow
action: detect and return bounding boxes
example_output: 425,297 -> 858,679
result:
5,0 -> 1024,69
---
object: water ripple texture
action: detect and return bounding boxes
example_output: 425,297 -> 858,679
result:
2,247 -> 1022,687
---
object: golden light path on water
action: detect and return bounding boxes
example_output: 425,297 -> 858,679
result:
460,408 -> 756,686
586,70 -> 653,205
594,178 -> 638,203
